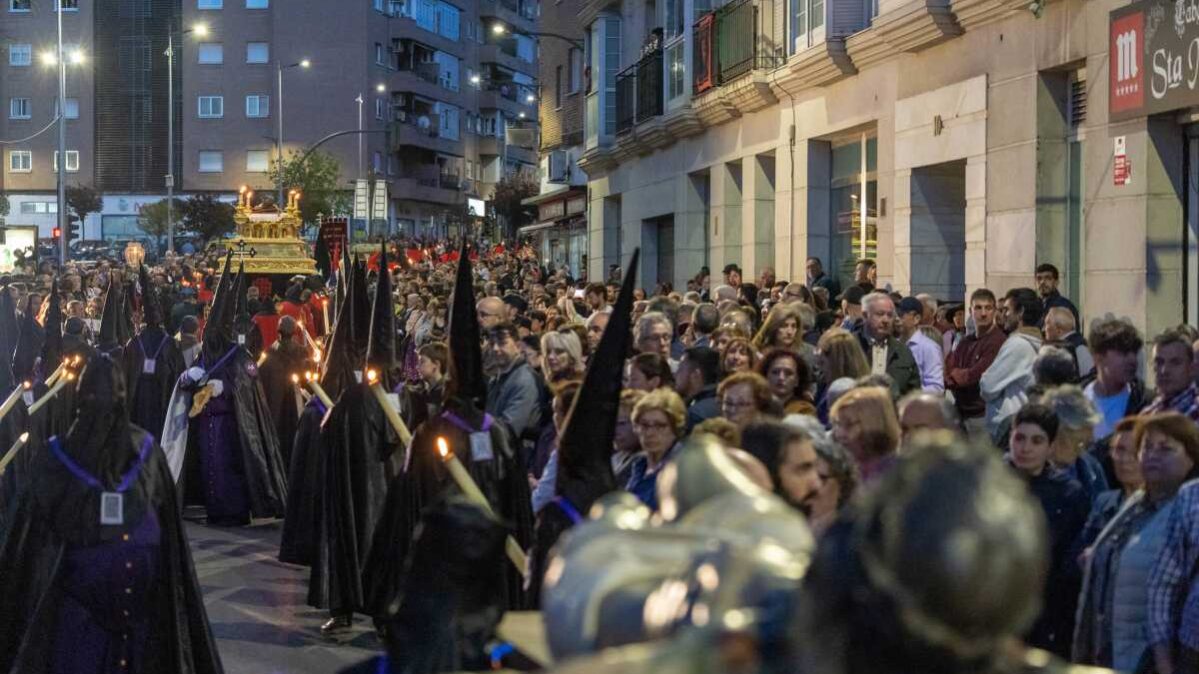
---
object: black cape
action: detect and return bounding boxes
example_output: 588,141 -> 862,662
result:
278,397 -> 329,566
307,383 -> 404,614
362,400 -> 534,619
122,326 -> 186,441
0,428 -> 224,674
180,350 -> 288,518
257,339 -> 309,468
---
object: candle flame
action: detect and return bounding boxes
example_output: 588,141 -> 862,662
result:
22,381 -> 30,390
437,437 -> 450,459
291,374 -> 300,384
18,432 -> 28,443
366,369 -> 379,384
314,348 -> 322,362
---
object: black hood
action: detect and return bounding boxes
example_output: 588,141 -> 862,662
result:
12,294 -> 42,381
349,259 -> 371,364
321,257 -> 358,398
235,261 -> 249,319
0,287 -> 18,391
445,241 -> 486,411
365,244 -> 396,381
202,251 -> 236,362
40,277 -> 63,373
97,279 -> 125,353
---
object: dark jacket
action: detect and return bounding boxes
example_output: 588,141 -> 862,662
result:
809,272 -> 841,300
685,384 -> 719,432
485,357 -> 542,440
945,325 -> 1007,419
1043,290 -> 1081,328
853,328 -> 922,398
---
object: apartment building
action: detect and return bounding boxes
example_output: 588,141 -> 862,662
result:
181,0 -> 541,239
577,0 -> 1199,335
1,0 -> 541,242
525,0 -> 589,276
0,0 -> 96,236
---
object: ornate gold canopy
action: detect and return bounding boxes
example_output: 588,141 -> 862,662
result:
216,187 -> 317,276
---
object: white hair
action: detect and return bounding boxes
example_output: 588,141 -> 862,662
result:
635,311 -> 672,343
861,292 -> 893,314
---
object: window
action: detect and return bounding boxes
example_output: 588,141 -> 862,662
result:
439,104 -> 460,140
372,151 -> 383,174
9,98 -> 30,120
53,151 -> 80,172
198,0 -> 222,8
246,0 -> 268,7
19,201 -> 57,214
246,150 -> 269,172
8,151 -> 31,172
375,43 -> 386,66
375,98 -> 385,120
555,66 -> 563,108
55,98 -> 80,119
435,1 -> 460,40
198,151 -> 223,172
568,48 -> 582,93
667,41 -> 685,101
9,44 -> 31,66
59,0 -> 78,8
198,96 -> 224,118
664,0 -> 684,39
246,42 -> 269,63
434,51 -> 459,90
245,94 -> 270,117
198,43 -> 223,64
9,0 -> 31,10
791,0 -> 824,51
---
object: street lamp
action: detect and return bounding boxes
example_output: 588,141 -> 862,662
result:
277,58 -> 312,207
165,22 -> 208,255
490,21 -> 584,49
46,0 -> 88,265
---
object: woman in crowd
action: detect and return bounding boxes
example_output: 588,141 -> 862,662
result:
531,380 -> 583,513
1042,385 -> 1109,502
612,389 -> 646,486
740,420 -> 823,515
718,371 -> 774,432
753,303 -> 803,353
627,388 -> 687,511
758,348 -> 816,417
1006,403 -> 1091,658
829,386 -> 900,484
710,326 -> 747,355
540,329 -> 585,385
1080,417 -> 1145,546
720,337 -> 758,378
626,352 -> 675,392
815,328 -> 870,417
1076,412 -> 1199,671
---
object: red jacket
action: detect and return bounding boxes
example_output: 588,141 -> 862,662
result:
944,325 -> 1007,418
253,313 -> 281,349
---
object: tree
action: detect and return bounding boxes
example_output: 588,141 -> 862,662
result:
492,172 -> 539,240
266,149 -> 352,231
179,194 -> 237,243
136,198 -> 184,246
65,183 -> 102,222
0,193 -> 9,220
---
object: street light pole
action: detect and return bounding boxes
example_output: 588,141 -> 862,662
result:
166,31 -> 175,255
56,0 -> 67,265
277,62 -> 285,207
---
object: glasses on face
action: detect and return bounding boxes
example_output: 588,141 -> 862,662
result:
635,419 -> 671,432
643,333 -> 672,344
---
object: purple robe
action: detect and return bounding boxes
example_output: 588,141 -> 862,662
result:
196,392 -> 251,523
51,511 -> 162,674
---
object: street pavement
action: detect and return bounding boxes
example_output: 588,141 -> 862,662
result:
186,515 -> 381,673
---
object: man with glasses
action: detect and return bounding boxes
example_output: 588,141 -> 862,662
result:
477,296 -> 506,332
636,311 -> 678,372
483,322 -> 542,440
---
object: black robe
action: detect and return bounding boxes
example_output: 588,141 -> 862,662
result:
278,397 -> 329,566
122,327 -> 186,442
179,350 -> 288,519
362,401 -> 535,619
257,339 -> 309,468
307,384 -> 404,614
0,428 -> 225,674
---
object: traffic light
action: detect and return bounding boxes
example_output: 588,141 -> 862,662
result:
67,214 -> 80,244
52,227 -> 61,240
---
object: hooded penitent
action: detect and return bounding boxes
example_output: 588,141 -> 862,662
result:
200,251 -> 237,363
307,247 -> 405,616
0,287 -> 18,394
96,280 -> 127,358
122,277 -> 186,442
527,249 -> 640,602
40,278 -> 63,374
366,244 -> 396,387
0,354 -> 225,673
362,240 -> 534,620
232,261 -> 264,356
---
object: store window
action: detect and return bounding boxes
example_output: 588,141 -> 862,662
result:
828,136 -> 877,289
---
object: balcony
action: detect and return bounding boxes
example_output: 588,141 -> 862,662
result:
478,135 -> 503,156
478,135 -> 537,164
392,64 -> 464,107
479,0 -> 537,32
395,176 -> 465,206
615,48 -> 664,135
390,18 -> 463,57
692,0 -> 785,94
390,117 -> 463,157
479,42 -> 536,76
478,82 -> 537,118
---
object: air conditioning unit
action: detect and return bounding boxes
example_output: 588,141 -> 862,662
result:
548,150 -> 568,183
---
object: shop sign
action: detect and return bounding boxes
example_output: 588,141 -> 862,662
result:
1114,136 -> 1132,185
1111,0 -> 1199,121
539,201 -> 565,221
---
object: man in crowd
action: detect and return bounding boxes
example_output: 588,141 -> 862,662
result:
1083,317 -> 1148,439
1036,263 -> 1080,327
1044,306 -> 1093,381
897,296 -> 944,393
897,390 -> 959,449
806,256 -> 841,299
854,292 -> 921,398
1142,329 -> 1199,421
675,346 -> 721,432
981,288 -> 1044,439
723,264 -> 743,290
945,287 -> 1007,435
483,321 -> 543,440
636,311 -> 678,370
839,286 -> 865,331
477,296 -> 507,332
690,303 -> 719,349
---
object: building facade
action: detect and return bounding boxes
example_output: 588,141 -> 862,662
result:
577,0 -> 1196,335
1,0 -> 541,243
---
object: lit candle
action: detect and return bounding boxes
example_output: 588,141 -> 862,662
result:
365,369 -> 412,447
321,297 -> 330,335
0,382 -> 28,425
305,371 -> 335,409
257,349 -> 270,367
299,324 -> 319,352
0,432 -> 30,476
436,436 -> 528,573
44,358 -> 69,387
27,373 -> 74,416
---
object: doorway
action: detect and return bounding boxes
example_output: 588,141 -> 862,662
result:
909,160 -> 967,299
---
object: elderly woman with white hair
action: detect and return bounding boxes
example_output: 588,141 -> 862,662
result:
1043,385 -> 1110,502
